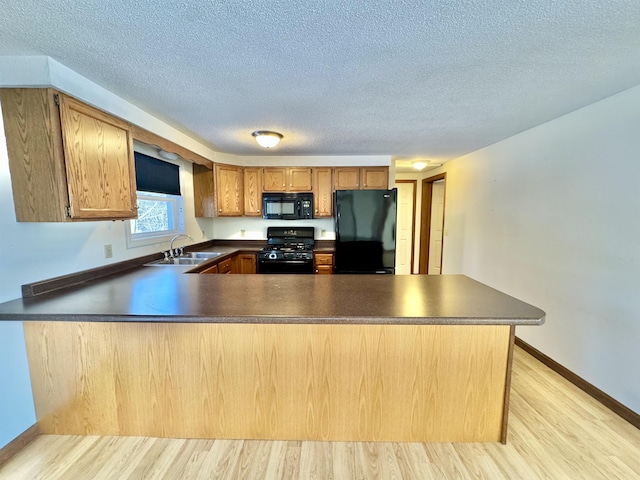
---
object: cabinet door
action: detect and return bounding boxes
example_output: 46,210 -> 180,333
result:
243,168 -> 263,216
312,168 -> 333,217
314,253 -> 334,274
361,167 -> 389,189
218,258 -> 233,274
334,168 -> 360,190
288,168 -> 312,191
193,163 -> 215,217
0,88 -> 69,222
236,254 -> 257,274
215,164 -> 243,216
200,264 -> 219,274
59,94 -> 137,220
263,168 -> 287,192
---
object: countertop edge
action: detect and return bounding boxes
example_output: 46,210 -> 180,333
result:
8,314 -> 545,326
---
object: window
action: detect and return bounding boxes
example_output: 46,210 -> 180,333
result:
126,191 -> 184,248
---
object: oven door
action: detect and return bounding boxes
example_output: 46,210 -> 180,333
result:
257,259 -> 314,274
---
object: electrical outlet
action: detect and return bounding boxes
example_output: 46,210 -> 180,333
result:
240,229 -> 246,237
104,244 -> 113,258
321,229 -> 327,238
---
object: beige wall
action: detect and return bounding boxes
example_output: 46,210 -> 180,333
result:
438,84 -> 640,413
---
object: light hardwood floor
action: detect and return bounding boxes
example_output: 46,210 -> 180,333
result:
1,346 -> 639,479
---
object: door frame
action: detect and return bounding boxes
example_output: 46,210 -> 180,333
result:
394,180 -> 417,274
419,173 -> 447,274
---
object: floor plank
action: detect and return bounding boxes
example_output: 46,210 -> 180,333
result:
1,346 -> 639,480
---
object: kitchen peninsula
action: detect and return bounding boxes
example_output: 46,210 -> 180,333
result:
0,262 -> 545,444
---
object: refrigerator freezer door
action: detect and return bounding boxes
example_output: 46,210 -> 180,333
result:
334,189 -> 397,274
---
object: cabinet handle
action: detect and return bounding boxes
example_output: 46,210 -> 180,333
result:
218,209 -> 222,212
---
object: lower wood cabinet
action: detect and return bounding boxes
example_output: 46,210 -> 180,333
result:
235,253 -> 257,274
218,258 -> 233,274
200,264 -> 219,274
199,253 -> 257,274
314,253 -> 334,274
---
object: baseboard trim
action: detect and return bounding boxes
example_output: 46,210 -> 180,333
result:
515,337 -> 640,429
0,423 -> 40,468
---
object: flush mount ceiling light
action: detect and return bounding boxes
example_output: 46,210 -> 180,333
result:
412,161 -> 428,171
252,130 -> 283,148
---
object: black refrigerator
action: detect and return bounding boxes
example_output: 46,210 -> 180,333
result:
334,189 -> 397,274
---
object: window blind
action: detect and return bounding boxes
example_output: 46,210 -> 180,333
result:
134,152 -> 181,196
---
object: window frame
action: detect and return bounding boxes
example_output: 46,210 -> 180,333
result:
125,191 -> 185,248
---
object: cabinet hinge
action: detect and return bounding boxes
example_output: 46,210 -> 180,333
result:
65,206 -> 71,218
53,94 -> 60,106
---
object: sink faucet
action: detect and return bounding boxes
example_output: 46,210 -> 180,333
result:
169,234 -> 194,257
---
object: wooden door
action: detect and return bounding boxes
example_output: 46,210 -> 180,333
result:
59,94 -> 137,219
243,168 -> 263,216
394,180 -> 416,274
288,168 -> 312,191
215,164 -> 243,216
419,173 -> 447,274
312,168 -> 333,217
334,168 -> 360,190
428,180 -> 445,274
263,168 -> 287,191
361,167 -> 389,189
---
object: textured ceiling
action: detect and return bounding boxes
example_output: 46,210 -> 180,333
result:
1,1 -> 640,166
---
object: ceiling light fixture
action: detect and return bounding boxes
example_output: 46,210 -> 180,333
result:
412,161 -> 428,171
252,130 -> 283,148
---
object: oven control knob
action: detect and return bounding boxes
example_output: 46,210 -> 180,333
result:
268,252 -> 278,260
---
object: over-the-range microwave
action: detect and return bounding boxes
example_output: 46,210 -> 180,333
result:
262,192 -> 314,220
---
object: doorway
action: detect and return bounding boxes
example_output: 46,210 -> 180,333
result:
394,180 -> 417,274
419,173 -> 446,274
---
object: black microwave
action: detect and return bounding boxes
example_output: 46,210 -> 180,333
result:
262,193 -> 314,220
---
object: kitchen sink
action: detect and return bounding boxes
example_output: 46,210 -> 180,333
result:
144,252 -> 224,266
181,252 -> 224,259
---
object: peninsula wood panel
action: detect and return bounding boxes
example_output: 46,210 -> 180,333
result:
23,322 -> 511,442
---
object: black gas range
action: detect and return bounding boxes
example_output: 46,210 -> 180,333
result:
257,227 -> 315,274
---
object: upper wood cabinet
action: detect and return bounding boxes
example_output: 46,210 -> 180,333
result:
312,168 -> 333,217
194,163 -> 244,217
361,167 -> 389,189
243,167 -> 262,216
215,164 -> 244,216
333,167 -> 361,190
0,88 -> 137,222
334,167 -> 389,190
192,163 -> 215,217
263,167 -> 312,192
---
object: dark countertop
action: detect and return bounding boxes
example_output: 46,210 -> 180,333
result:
0,255 -> 545,324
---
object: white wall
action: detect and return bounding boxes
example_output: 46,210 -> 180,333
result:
440,84 -> 640,413
0,100 -> 214,449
